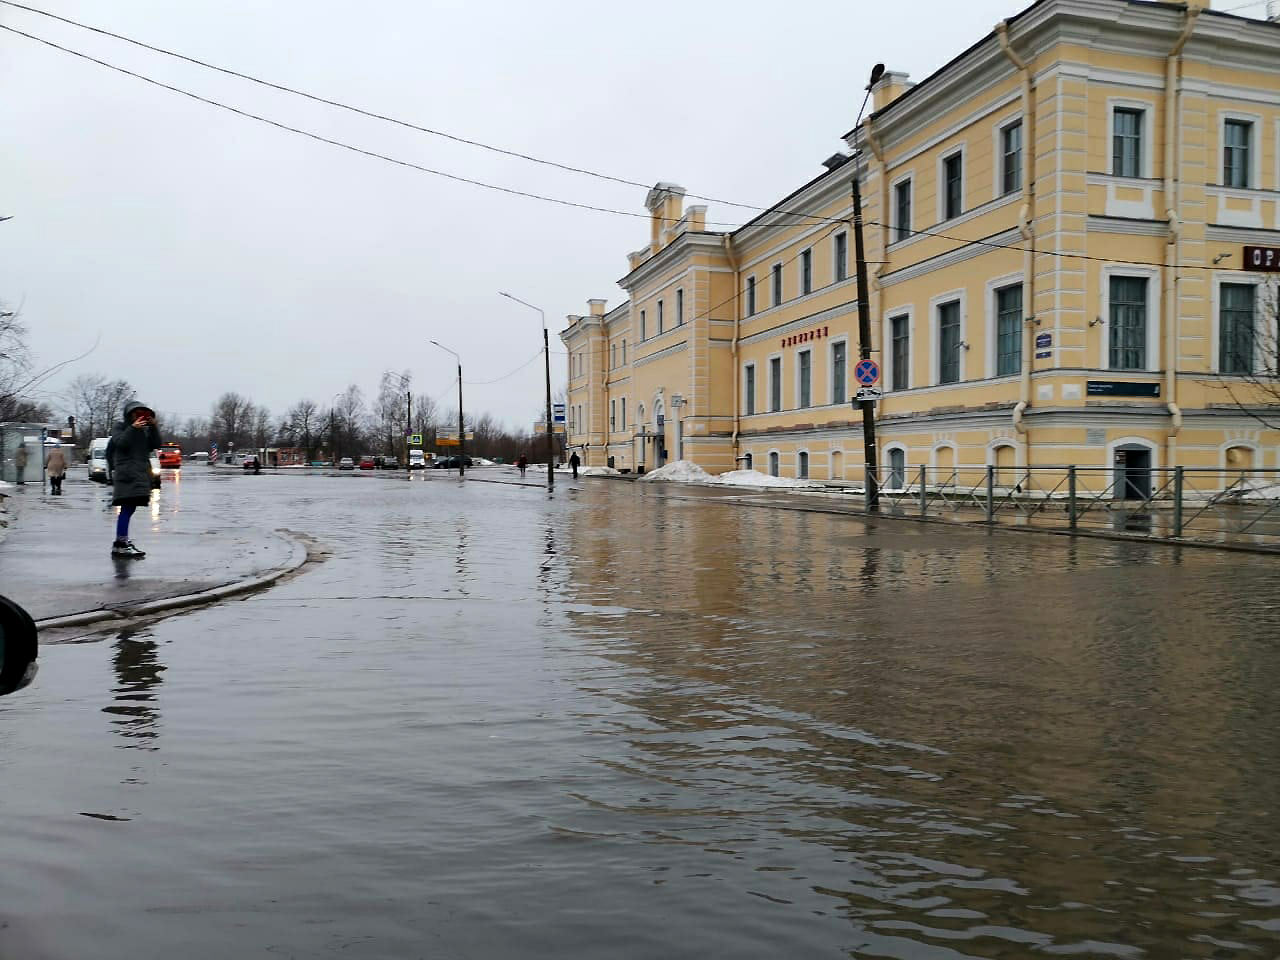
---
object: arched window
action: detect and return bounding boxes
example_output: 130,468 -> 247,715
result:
887,447 -> 906,489
831,450 -> 843,480
743,453 -> 753,471
798,451 -> 809,479
769,451 -> 779,477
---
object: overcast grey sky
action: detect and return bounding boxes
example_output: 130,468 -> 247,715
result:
0,0 -> 1255,429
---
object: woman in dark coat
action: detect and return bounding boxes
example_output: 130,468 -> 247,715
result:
106,401 -> 161,558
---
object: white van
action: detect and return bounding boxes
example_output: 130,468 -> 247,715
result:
408,449 -> 426,470
88,437 -> 110,483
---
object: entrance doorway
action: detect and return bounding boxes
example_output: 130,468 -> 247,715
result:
888,448 -> 906,490
1114,445 -> 1152,500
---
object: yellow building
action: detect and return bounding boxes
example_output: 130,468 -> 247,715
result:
562,0 -> 1280,492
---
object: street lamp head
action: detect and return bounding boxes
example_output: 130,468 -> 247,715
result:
867,63 -> 886,89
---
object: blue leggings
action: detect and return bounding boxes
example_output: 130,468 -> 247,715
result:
116,504 -> 137,541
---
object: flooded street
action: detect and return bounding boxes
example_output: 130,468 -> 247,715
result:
3,470 -> 1280,958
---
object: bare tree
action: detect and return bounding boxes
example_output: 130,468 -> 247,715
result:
0,305 -> 40,421
210,392 -> 255,449
67,374 -> 135,444
374,370 -> 412,456
1213,281 -> 1280,428
280,399 -> 322,461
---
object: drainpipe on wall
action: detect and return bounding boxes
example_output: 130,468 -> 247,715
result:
725,235 -> 741,460
997,20 -> 1035,466
1163,7 -> 1199,467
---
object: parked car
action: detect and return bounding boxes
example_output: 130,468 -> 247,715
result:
407,449 -> 426,470
338,457 -> 355,470
88,437 -> 110,483
158,442 -> 183,468
432,455 -> 474,469
380,455 -> 399,470
358,455 -> 376,470
150,453 -> 162,488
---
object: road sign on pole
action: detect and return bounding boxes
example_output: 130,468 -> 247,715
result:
408,434 -> 423,446
854,359 -> 880,387
552,403 -> 566,424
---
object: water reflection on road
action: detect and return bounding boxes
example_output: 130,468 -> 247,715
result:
1,471 -> 1278,959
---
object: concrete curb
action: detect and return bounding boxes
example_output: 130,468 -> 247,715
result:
33,530 -> 311,631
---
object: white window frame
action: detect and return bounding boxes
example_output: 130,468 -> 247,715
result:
929,289 -> 968,386
828,335 -> 850,405
1219,109 -> 1263,190
883,304 -> 914,394
1210,273 -> 1278,375
743,362 -> 757,416
833,231 -> 849,283
984,271 -> 1025,379
768,449 -> 781,477
992,114 -> 1024,198
621,340 -> 627,364
767,352 -> 783,413
746,275 -> 757,316
830,448 -> 845,481
657,299 -> 664,335
890,171 -> 914,246
610,399 -> 616,432
639,309 -> 647,341
771,263 -> 784,306
799,247 -> 814,296
883,443 -> 909,489
620,397 -> 626,429
797,449 -> 810,479
936,143 -> 967,223
795,347 -> 813,409
1099,265 -> 1161,372
1107,99 -> 1154,179
676,287 -> 684,326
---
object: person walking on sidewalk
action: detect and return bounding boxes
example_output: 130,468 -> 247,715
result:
569,450 -> 580,479
106,401 -> 161,559
517,454 -> 528,478
46,445 -> 66,495
13,442 -> 27,485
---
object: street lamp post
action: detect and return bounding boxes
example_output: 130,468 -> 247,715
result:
500,292 -> 555,489
430,340 -> 464,478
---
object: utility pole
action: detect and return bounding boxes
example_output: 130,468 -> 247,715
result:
851,175 -> 879,512
431,340 -> 465,479
500,291 -> 555,489
851,63 -> 886,513
405,391 -> 412,478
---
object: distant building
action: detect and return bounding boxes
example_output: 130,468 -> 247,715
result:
562,0 -> 1280,489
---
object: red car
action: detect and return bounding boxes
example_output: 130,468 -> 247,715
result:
358,455 -> 376,470
158,442 -> 183,468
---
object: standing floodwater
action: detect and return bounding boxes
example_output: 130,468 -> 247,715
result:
2,470 -> 1279,958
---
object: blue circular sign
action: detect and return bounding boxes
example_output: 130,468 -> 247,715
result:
854,359 -> 880,386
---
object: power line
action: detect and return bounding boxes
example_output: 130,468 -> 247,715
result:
0,0 -> 842,227
464,348 -> 544,386
2,20 -> 1257,281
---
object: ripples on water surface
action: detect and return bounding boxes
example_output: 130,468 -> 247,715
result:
2,473 -> 1279,958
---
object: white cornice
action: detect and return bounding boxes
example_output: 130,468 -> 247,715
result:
880,227 -> 1022,288
633,339 -> 689,368
618,232 -> 728,293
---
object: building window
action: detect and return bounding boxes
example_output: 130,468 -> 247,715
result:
769,357 -> 782,412
1001,121 -> 1022,196
888,447 -> 906,489
800,249 -> 813,295
744,364 -> 756,415
891,314 -> 910,391
621,340 -> 626,364
769,451 -> 779,477
620,397 -> 626,429
996,284 -> 1023,377
1224,119 -> 1252,188
676,288 -> 684,326
943,152 -> 963,220
1112,107 -> 1143,178
938,300 -> 961,384
834,232 -> 848,282
640,310 -> 646,340
831,340 -> 847,404
747,276 -> 756,316
611,343 -> 616,369
894,179 -> 912,243
798,451 -> 809,479
1220,283 -> 1256,374
743,453 -> 752,470
610,399 -> 616,431
657,300 -> 664,334
798,349 -> 812,408
772,263 -> 783,306
1109,275 -> 1148,370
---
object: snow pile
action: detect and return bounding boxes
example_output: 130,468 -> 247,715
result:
1230,480 -> 1280,501
579,466 -> 620,476
709,469 -> 822,489
637,460 -> 713,483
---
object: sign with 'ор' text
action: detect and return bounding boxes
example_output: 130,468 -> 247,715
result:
1244,245 -> 1280,272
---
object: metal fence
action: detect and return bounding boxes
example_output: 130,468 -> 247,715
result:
859,464 -> 1280,550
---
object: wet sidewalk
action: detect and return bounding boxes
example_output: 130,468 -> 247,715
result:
0,473 -> 300,625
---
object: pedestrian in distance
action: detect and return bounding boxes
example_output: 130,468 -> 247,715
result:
13,442 -> 27,485
517,454 -> 528,478
46,445 -> 67,495
569,450 -> 580,479
106,401 -> 161,559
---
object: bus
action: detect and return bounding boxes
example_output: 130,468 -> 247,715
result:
158,442 -> 183,468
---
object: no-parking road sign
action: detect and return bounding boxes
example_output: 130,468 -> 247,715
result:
854,359 -> 880,387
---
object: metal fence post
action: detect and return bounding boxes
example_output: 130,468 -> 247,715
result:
1173,466 -> 1184,538
919,465 -> 928,517
985,465 -> 995,523
1068,465 -> 1077,530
